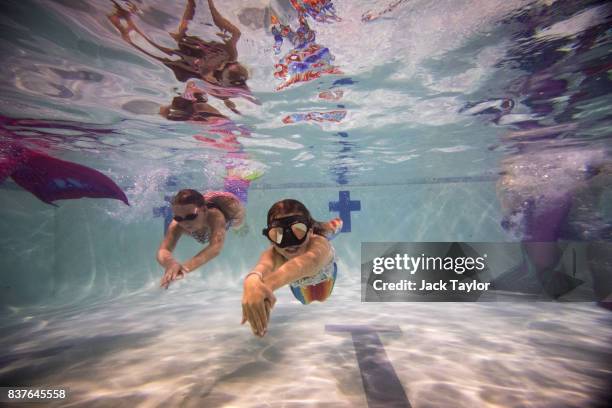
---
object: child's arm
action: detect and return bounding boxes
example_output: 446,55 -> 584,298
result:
156,221 -> 183,268
158,222 -> 189,288
264,236 -> 333,291
242,247 -> 278,336
182,213 -> 227,272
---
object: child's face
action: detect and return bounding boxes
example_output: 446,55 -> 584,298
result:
172,204 -> 205,232
270,212 -> 311,260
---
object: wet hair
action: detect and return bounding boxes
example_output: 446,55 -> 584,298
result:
267,199 -> 328,237
172,189 -> 205,207
215,62 -> 249,86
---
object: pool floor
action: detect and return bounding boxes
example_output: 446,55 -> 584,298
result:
1,279 -> 610,407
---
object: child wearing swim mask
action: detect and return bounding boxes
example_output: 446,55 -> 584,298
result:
241,199 -> 342,337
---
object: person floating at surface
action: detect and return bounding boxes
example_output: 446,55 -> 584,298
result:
108,0 -> 254,114
241,199 -> 343,337
157,189 -> 246,289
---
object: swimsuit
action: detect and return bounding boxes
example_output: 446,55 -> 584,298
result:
187,201 -> 234,244
290,246 -> 337,305
188,191 -> 237,244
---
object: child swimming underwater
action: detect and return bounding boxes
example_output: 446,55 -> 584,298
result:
157,189 -> 245,289
241,199 -> 342,337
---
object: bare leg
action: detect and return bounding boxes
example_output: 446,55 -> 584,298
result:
170,0 -> 196,41
207,0 -> 241,59
108,0 -> 176,57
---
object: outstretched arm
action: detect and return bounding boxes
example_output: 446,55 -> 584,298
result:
158,221 -> 189,288
264,236 -> 333,291
182,213 -> 227,272
241,237 -> 332,336
242,247 -> 277,336
157,221 -> 182,268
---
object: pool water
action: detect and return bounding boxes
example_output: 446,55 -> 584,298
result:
0,0 -> 611,407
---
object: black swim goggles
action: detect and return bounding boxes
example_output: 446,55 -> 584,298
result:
173,209 -> 199,222
262,215 -> 311,248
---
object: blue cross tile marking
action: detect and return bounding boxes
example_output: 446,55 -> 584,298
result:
153,195 -> 174,235
329,190 -> 360,233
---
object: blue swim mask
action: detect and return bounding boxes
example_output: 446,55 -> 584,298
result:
262,215 -> 311,248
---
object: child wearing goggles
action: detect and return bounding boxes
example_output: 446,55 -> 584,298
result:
241,199 -> 342,337
157,189 -> 246,289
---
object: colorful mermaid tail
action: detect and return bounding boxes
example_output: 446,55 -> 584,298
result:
290,262 -> 337,304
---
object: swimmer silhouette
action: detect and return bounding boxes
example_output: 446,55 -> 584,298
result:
108,0 -> 255,114
459,4 -> 612,303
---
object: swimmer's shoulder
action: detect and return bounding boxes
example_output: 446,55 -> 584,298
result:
167,219 -> 185,236
206,206 -> 227,226
311,233 -> 332,246
308,234 -> 333,261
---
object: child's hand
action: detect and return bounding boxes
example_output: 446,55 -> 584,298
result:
160,263 -> 188,289
241,276 -> 276,337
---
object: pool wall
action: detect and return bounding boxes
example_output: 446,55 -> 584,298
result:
1,178 -> 511,309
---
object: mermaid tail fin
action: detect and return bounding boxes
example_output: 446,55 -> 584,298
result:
7,147 -> 128,205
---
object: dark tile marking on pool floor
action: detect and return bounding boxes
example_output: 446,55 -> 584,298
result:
326,325 -> 411,408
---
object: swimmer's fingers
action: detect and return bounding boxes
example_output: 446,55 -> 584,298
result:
248,301 -> 268,337
250,303 -> 266,336
254,302 -> 269,336
160,272 -> 171,289
245,305 -> 263,336
171,268 -> 185,282
264,299 -> 271,320
241,303 -> 257,334
241,304 -> 247,325
268,292 -> 277,309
